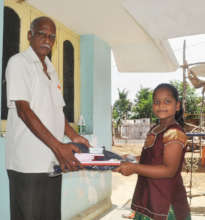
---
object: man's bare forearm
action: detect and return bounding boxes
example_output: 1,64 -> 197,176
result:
15,100 -> 86,171
64,119 -> 79,141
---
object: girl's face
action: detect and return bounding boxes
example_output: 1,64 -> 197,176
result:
152,88 -> 180,122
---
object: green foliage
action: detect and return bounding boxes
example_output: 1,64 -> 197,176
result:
170,80 -> 201,114
112,89 -> 132,125
131,88 -> 153,120
112,81 -> 202,124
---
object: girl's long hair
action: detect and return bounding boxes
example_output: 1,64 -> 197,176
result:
153,83 -> 184,128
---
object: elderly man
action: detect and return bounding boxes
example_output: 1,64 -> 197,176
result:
5,16 -> 89,220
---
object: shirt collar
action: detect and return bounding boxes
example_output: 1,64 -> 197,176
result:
24,46 -> 54,73
26,46 -> 42,63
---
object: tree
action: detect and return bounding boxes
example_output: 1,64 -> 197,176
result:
132,87 -> 154,120
112,81 -> 201,131
112,89 -> 132,120
131,81 -> 201,122
170,80 -> 201,115
112,89 -> 132,136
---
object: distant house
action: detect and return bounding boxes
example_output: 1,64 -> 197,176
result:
120,118 -> 150,140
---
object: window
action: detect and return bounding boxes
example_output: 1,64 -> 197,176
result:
1,7 -> 20,120
63,40 -> 74,122
1,1 -> 80,131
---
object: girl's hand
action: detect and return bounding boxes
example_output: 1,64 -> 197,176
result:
122,155 -> 140,164
136,156 -> 140,161
113,162 -> 137,176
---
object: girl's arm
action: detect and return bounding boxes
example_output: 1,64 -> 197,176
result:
114,142 -> 183,178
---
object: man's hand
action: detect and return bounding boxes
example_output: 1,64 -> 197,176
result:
64,120 -> 91,148
72,135 -> 91,148
14,102 -> 89,173
113,162 -> 137,176
14,101 -> 82,173
54,143 -> 83,172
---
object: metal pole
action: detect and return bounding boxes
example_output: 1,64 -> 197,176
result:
182,40 -> 187,113
180,61 -> 205,67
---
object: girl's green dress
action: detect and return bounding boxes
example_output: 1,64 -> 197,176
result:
134,207 -> 192,220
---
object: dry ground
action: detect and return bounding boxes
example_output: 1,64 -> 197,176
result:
112,142 -> 205,216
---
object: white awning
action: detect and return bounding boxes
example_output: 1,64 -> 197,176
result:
27,0 -> 205,73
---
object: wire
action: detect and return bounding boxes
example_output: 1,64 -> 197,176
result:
172,40 -> 205,53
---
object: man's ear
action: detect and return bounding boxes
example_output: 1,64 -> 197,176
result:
27,30 -> 32,41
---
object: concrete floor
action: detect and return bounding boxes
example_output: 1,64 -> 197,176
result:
99,172 -> 205,220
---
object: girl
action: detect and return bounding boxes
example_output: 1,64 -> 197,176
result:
114,83 -> 191,220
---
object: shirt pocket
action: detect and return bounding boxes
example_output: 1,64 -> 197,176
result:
52,81 -> 65,108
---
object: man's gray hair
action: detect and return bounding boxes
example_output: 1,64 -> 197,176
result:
30,16 -> 55,36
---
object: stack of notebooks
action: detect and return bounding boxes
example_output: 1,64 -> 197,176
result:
49,143 -> 137,177
49,144 -> 123,176
74,152 -> 121,166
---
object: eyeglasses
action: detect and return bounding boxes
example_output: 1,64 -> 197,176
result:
35,30 -> 56,42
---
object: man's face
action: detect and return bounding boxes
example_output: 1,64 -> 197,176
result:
28,19 -> 56,60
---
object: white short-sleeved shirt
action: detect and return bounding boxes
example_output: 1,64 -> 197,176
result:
5,47 -> 65,173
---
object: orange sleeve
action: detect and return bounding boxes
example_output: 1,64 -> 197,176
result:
163,128 -> 187,147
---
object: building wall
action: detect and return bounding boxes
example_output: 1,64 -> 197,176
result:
0,5 -> 112,218
93,36 -> 112,149
2,0 -> 81,131
61,35 -> 112,220
121,119 -> 150,139
80,35 -> 94,134
80,35 -> 112,148
0,139 -> 10,220
0,0 -> 10,219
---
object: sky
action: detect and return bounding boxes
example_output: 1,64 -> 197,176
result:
111,34 -> 205,104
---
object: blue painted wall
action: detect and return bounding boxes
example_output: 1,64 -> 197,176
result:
80,35 -> 94,134
0,1 -> 10,219
80,35 -> 112,149
93,36 -> 112,150
61,170 -> 111,219
61,35 -> 112,219
0,138 -> 10,220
